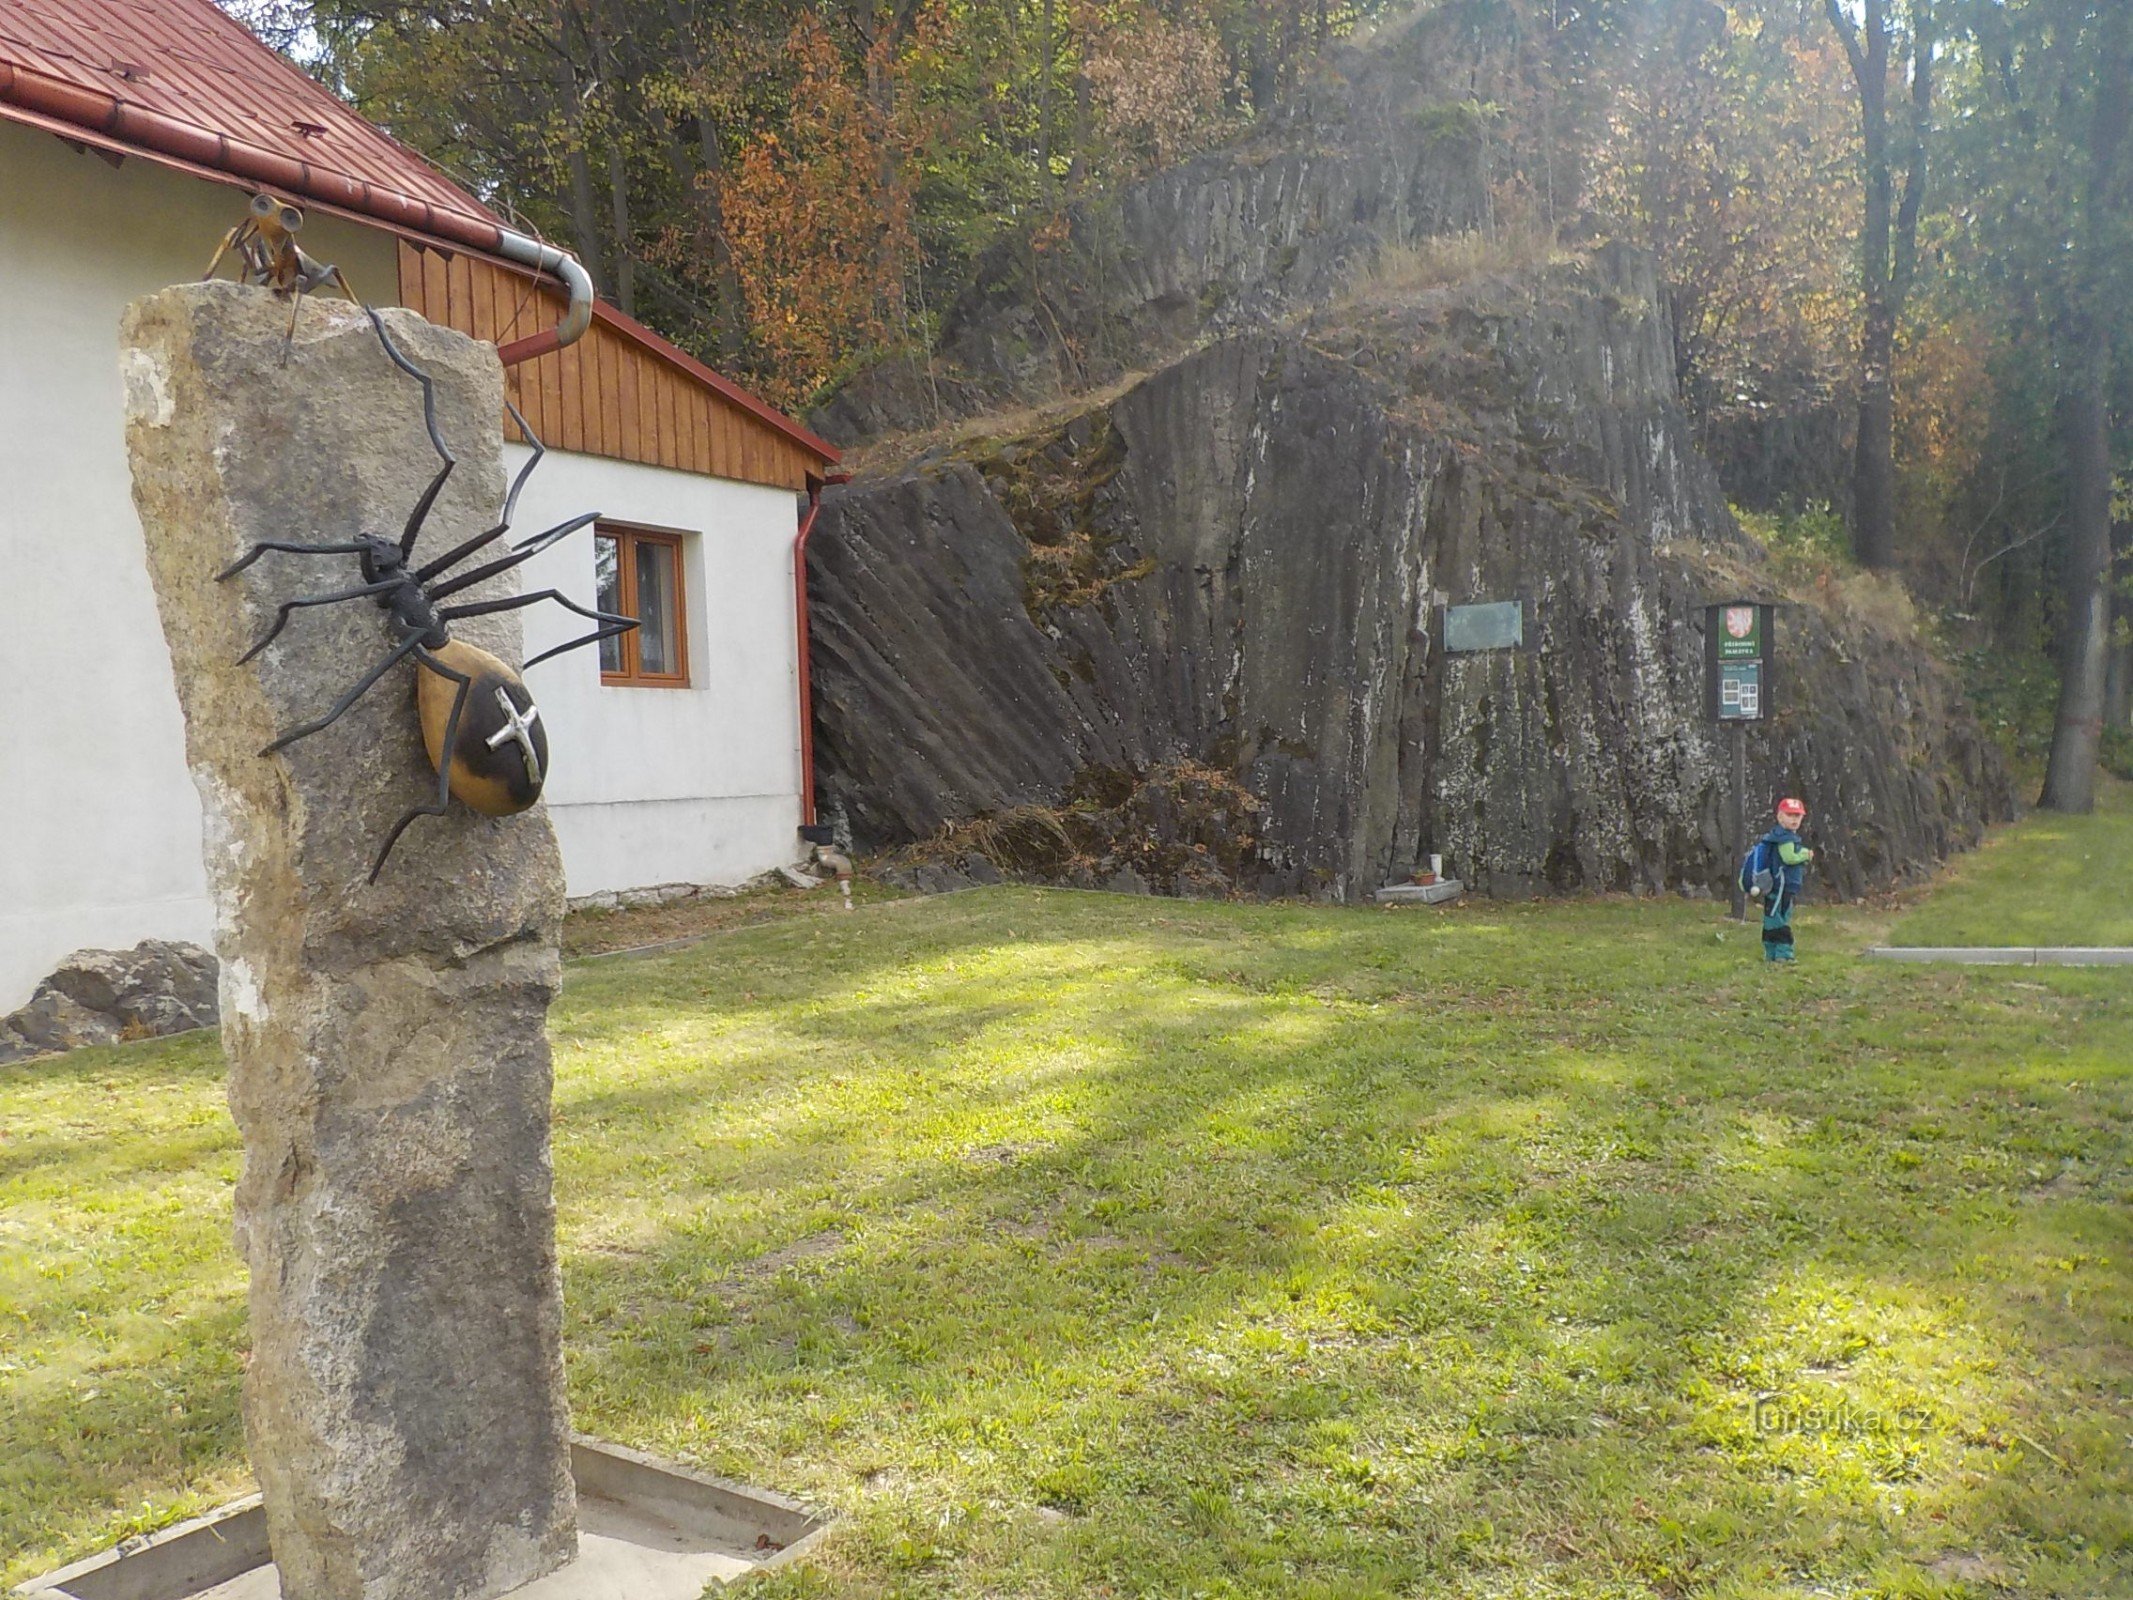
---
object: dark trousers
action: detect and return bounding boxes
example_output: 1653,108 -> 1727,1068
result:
1762,885 -> 1796,962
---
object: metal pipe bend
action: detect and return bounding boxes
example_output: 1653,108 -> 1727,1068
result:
493,229 -> 594,363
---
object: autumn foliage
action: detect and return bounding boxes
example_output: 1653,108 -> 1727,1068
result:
721,15 -> 923,409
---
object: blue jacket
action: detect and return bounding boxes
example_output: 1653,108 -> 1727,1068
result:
1760,825 -> 1810,896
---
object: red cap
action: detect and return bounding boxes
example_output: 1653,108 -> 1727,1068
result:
1776,797 -> 1807,819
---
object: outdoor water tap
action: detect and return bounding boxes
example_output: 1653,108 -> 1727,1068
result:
813,845 -> 854,911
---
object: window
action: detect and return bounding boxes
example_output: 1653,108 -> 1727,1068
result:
594,525 -> 689,687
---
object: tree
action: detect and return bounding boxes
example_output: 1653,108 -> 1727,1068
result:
1824,0 -> 1935,570
1938,0 -> 2132,812
1587,3 -> 1858,421
721,11 -> 924,406
2040,1 -> 2133,811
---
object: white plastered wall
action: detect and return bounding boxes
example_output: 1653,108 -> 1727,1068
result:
0,121 -> 396,1010
506,447 -> 808,896
0,119 -> 811,1009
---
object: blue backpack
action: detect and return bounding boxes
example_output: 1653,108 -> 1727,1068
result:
1738,837 -> 1779,900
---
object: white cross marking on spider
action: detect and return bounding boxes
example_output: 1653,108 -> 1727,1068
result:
485,689 -> 543,786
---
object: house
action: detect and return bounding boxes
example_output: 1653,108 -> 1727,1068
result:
0,0 -> 841,1010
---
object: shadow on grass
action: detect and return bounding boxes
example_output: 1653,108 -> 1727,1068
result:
7,889 -> 2128,1594
547,890 -> 2133,1595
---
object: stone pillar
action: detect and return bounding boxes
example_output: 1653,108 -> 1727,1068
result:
121,283 -> 577,1600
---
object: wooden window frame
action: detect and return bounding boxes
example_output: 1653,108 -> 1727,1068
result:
595,523 -> 691,688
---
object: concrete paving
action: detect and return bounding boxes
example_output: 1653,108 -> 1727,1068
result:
20,1440 -> 825,1600
185,1495 -> 761,1599
1865,946 -> 2133,967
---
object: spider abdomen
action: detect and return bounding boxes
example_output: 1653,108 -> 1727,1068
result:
417,639 -> 547,817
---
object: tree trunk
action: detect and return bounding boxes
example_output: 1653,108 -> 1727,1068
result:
603,139 -> 635,319
653,0 -> 749,365
1038,0 -> 1055,189
2039,365 -> 2113,813
2040,0 -> 2130,809
1853,302 -> 1897,569
1831,0 -> 1897,570
2108,519 -> 2132,733
582,15 -> 635,320
559,60 -> 607,298
2106,633 -> 2131,736
691,115 -> 751,367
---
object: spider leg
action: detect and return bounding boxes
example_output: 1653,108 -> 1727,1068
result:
217,539 -> 373,581
425,513 -> 601,603
411,401 -> 550,583
412,519 -> 513,587
509,510 -> 601,555
361,307 -> 456,560
260,628 -> 425,755
238,578 -> 401,664
504,398 -> 546,515
368,647 -> 472,883
435,589 -> 639,670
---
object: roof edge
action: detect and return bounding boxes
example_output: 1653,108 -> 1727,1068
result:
0,58 -> 504,253
586,300 -> 841,468
0,56 -> 838,473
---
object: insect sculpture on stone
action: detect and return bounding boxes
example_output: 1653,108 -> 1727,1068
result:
210,202 -> 637,880
204,191 -> 367,357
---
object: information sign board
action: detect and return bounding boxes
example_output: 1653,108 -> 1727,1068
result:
1443,601 -> 1525,653
1717,661 -> 1762,720
1705,600 -> 1774,723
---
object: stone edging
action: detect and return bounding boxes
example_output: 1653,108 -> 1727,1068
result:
1865,946 -> 2133,967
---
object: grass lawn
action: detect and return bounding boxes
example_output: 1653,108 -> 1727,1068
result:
5,890 -> 2132,1597
1889,775 -> 2133,949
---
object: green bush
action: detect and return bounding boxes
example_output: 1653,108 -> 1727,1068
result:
1954,641 -> 2058,776
1733,502 -> 1857,587
2103,725 -> 2133,781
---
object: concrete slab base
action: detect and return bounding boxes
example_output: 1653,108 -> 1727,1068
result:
1374,879 -> 1465,905
1865,946 -> 2133,967
18,1440 -> 829,1600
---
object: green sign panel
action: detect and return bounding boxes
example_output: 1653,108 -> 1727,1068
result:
1715,603 -> 1763,661
1443,601 -> 1525,652
1707,600 -> 1774,722
1717,661 -> 1763,721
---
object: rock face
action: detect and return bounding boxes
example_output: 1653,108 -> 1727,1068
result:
0,939 -> 218,1064
814,31 -> 1489,445
809,240 -> 2012,900
122,283 -> 576,1600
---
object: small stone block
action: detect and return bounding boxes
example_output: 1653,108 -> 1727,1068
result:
1374,879 -> 1465,905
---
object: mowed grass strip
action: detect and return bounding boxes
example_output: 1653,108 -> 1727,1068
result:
4,891 -> 2130,1597
1890,775 -> 2133,949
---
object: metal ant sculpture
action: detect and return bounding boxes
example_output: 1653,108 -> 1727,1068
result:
216,275 -> 636,882
205,192 -> 364,357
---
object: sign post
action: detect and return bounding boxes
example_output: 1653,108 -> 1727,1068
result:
1707,601 -> 1775,922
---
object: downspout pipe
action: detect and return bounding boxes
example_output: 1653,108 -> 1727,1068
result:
493,229 -> 595,366
795,473 -> 852,846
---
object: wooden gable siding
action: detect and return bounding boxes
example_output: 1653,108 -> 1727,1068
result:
396,241 -> 816,491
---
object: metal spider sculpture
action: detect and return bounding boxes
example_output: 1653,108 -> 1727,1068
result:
218,304 -> 637,881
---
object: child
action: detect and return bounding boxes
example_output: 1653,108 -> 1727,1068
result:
1754,797 -> 1814,962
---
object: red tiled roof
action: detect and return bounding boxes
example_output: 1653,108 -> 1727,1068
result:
0,0 -> 838,470
0,0 -> 508,251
